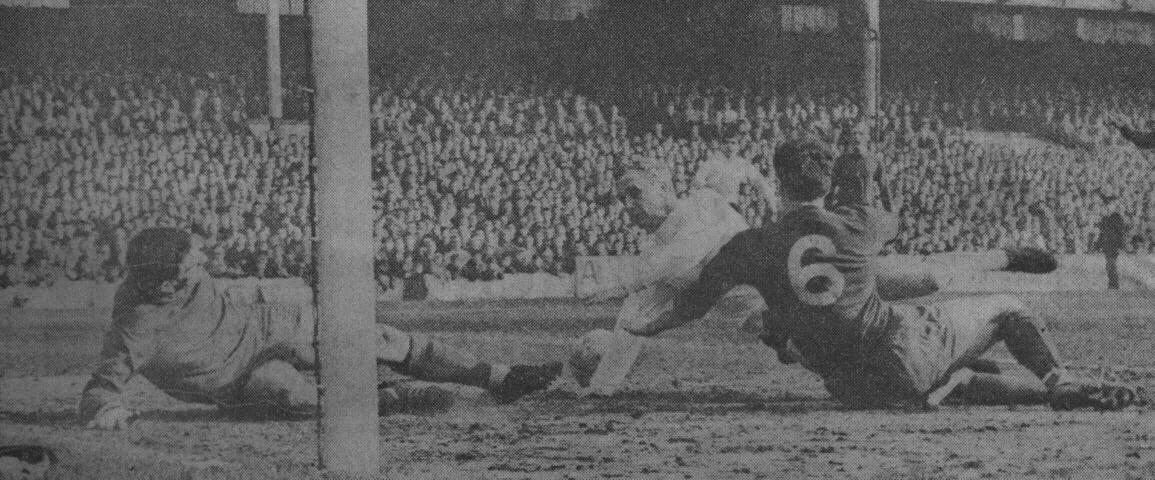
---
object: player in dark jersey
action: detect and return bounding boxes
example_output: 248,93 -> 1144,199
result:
629,138 -> 1138,411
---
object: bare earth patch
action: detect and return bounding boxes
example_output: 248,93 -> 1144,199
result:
3,291 -> 1155,479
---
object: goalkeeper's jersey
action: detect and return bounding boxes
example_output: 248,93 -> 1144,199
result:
80,277 -> 269,418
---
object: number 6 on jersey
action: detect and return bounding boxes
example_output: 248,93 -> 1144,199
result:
787,234 -> 845,306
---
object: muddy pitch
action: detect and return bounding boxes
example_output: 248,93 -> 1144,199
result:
3,291 -> 1155,479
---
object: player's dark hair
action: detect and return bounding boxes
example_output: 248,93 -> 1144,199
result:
773,138 -> 834,202
126,227 -> 192,283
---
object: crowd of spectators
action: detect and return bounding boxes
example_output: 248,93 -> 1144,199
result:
0,66 -> 313,288
3,8 -> 1155,292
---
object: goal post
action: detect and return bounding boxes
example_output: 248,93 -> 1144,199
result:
311,0 -> 379,476
266,0 -> 282,122
862,0 -> 880,144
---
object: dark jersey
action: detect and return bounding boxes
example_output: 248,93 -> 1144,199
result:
675,204 -> 898,374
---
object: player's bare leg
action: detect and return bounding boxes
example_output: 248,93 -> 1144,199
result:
583,285 -> 765,397
582,286 -> 664,397
924,367 -> 975,409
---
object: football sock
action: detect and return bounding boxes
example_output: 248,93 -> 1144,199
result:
956,372 -> 1048,405
399,333 -> 495,389
998,312 -> 1063,381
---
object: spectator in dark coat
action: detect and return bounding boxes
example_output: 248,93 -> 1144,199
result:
1097,200 -> 1127,290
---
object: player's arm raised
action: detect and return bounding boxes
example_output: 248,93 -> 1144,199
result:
833,151 -> 930,299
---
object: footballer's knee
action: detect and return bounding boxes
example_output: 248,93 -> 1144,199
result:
974,295 -> 1044,340
233,360 -> 316,417
1000,313 -> 1047,332
990,299 -> 1047,337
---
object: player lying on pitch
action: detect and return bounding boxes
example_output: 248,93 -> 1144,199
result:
627,138 -> 1139,411
80,227 -> 561,430
574,146 -> 1052,398
577,156 -> 769,396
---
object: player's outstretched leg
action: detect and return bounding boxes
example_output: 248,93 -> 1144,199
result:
582,284 -> 767,396
582,286 -> 668,396
938,295 -> 1137,411
489,363 -> 565,404
228,359 -> 458,418
582,325 -> 644,397
381,325 -> 561,404
995,307 -> 1136,411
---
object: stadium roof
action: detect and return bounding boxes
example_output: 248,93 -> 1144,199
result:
924,0 -> 1155,15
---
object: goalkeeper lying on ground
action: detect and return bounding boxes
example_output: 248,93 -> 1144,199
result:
81,228 -> 561,430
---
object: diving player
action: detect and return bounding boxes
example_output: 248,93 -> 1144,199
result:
629,138 -> 1137,411
579,160 -> 767,396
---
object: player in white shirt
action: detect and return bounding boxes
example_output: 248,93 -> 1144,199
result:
579,159 -> 770,396
691,150 -> 776,210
